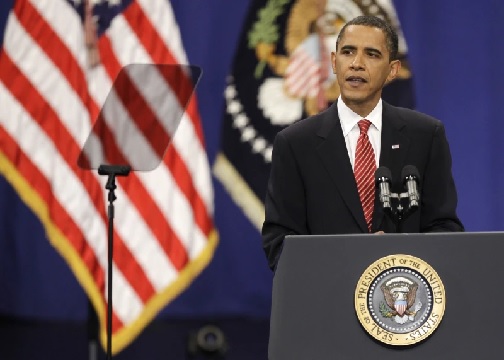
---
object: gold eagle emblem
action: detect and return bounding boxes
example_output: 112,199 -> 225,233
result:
380,277 -> 421,322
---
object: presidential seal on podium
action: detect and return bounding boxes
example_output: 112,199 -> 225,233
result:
354,254 -> 446,346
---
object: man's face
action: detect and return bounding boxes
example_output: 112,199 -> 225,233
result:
331,25 -> 400,114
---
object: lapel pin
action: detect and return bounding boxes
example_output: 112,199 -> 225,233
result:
392,144 -> 400,149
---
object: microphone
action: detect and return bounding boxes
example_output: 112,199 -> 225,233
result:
375,167 -> 392,211
401,165 -> 420,208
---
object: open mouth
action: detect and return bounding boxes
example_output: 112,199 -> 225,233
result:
346,76 -> 367,84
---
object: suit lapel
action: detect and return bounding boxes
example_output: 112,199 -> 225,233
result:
373,102 -> 410,230
315,103 -> 368,232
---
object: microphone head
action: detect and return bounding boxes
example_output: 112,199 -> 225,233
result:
375,166 -> 392,183
401,165 -> 420,183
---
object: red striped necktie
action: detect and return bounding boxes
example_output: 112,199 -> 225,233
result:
354,120 -> 376,232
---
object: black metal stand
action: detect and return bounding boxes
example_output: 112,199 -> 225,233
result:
87,298 -> 99,360
97,164 -> 131,360
383,192 -> 418,233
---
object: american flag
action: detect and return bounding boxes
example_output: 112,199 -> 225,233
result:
284,36 -> 323,99
0,0 -> 217,354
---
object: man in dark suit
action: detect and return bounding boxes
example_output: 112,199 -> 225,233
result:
262,15 -> 464,271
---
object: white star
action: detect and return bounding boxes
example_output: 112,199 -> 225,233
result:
241,126 -> 256,142
232,114 -> 248,129
224,85 -> 236,100
107,0 -> 122,6
263,146 -> 273,163
252,137 -> 266,153
227,100 -> 242,115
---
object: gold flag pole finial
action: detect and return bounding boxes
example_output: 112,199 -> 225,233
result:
84,0 -> 100,68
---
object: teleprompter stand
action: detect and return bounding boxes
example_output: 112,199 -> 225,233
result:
78,64 -> 202,358
98,164 -> 131,360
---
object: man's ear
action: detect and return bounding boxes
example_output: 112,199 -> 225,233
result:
385,59 -> 401,84
330,52 -> 337,74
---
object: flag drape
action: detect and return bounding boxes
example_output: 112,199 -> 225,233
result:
0,0 -> 217,354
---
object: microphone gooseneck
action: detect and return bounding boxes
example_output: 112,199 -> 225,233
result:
374,165 -> 421,233
375,166 -> 392,211
401,165 -> 420,209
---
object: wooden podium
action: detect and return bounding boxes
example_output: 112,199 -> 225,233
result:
269,232 -> 504,359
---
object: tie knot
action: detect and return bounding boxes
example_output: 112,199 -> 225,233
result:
358,119 -> 372,135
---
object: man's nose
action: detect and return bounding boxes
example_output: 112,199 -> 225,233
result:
350,54 -> 364,70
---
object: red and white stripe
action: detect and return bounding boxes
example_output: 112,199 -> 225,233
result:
0,0 -> 216,354
395,302 -> 407,316
285,46 -> 321,98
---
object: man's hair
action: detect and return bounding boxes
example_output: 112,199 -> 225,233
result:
336,15 -> 399,61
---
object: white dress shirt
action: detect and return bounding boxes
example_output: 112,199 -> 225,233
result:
337,96 -> 382,169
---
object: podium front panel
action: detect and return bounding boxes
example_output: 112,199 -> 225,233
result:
269,232 -> 504,360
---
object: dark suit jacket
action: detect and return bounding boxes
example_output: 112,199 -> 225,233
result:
262,100 -> 464,270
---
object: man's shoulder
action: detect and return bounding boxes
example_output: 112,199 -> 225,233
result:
385,102 -> 442,129
278,105 -> 334,139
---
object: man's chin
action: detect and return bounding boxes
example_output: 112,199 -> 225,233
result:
340,94 -> 367,105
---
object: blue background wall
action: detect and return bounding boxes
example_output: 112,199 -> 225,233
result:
0,0 -> 503,343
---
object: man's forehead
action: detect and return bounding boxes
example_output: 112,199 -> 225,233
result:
339,25 -> 388,49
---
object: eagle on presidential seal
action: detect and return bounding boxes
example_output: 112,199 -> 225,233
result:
380,276 -> 423,324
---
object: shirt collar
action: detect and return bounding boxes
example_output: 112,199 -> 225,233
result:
337,96 -> 383,136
